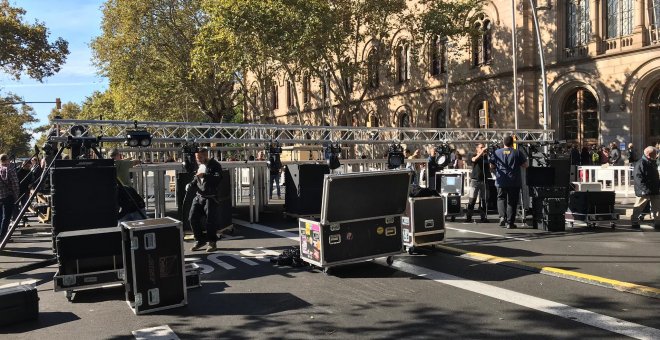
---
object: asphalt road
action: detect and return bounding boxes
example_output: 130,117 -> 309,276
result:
1,212 -> 659,340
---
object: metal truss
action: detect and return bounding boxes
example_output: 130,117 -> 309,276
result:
50,118 -> 555,146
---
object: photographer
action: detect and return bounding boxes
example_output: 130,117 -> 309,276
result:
466,143 -> 489,223
188,148 -> 224,253
489,136 -> 528,229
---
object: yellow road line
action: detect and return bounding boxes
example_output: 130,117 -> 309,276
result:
435,244 -> 660,299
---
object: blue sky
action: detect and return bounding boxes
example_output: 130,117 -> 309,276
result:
0,0 -> 107,130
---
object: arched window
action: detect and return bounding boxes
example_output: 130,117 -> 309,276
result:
652,0 -> 660,28
472,14 -> 492,66
396,42 -> 410,83
562,88 -> 599,146
286,79 -> 295,108
648,81 -> 660,145
430,35 -> 447,76
367,49 -> 380,88
566,0 -> 591,48
606,0 -> 633,38
435,108 -> 447,128
270,84 -> 279,110
399,112 -> 410,127
302,74 -> 311,103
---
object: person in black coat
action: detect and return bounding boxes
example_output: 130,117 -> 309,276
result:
627,143 -> 638,164
188,148 -> 224,252
631,146 -> 659,229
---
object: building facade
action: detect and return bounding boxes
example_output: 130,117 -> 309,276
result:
251,0 -> 660,151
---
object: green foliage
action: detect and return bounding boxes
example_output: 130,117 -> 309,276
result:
0,94 -> 37,156
91,0 -> 232,122
0,0 -> 69,81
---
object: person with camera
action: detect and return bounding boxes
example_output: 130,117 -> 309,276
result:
489,136 -> 528,229
0,154 -> 20,240
466,143 -> 489,223
189,148 -> 224,252
631,146 -> 659,229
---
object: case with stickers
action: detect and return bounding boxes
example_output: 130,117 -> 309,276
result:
401,196 -> 445,253
299,170 -> 410,270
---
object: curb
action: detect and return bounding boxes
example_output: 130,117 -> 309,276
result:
434,244 -> 660,300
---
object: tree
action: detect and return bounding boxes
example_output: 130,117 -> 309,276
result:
0,94 -> 37,156
0,0 -> 69,81
91,0 -> 234,122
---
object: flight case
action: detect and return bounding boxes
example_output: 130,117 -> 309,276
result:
121,217 -> 187,315
0,282 -> 39,327
402,196 -> 445,254
298,170 -> 412,272
53,227 -> 124,301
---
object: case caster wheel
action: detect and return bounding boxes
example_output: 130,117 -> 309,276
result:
407,246 -> 415,255
323,267 -> 331,275
449,216 -> 455,222
386,256 -> 394,266
65,290 -> 73,302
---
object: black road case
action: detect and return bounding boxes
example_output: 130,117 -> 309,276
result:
402,196 -> 445,254
565,191 -> 619,229
121,217 -> 187,315
53,227 -> 124,301
0,283 -> 39,327
299,170 -> 411,271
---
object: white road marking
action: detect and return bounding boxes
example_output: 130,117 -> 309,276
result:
207,252 -> 259,270
237,219 -> 660,339
233,219 -> 299,241
446,226 -> 532,241
132,325 -> 180,340
389,260 -> 660,340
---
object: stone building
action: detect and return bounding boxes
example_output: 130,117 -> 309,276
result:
250,0 -> 660,150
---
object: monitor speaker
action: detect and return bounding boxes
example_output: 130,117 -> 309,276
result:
284,164 -> 329,216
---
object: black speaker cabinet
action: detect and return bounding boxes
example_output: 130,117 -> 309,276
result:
121,218 -> 186,315
546,159 -> 572,189
284,164 -> 329,216
50,160 -> 118,234
402,196 -> 445,251
568,191 -> 615,214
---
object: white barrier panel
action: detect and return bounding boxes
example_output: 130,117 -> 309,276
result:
577,165 -> 632,197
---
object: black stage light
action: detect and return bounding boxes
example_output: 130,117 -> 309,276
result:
387,143 -> 405,169
126,130 -> 152,147
70,125 -> 87,137
324,143 -> 341,170
434,142 -> 453,167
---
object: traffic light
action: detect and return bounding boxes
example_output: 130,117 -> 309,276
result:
478,101 -> 489,128
55,98 -> 61,110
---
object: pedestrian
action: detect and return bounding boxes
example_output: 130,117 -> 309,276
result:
0,154 -> 20,239
627,143 -> 637,164
16,161 -> 33,222
466,143 -> 489,223
570,145 -> 580,166
489,136 -> 528,229
590,145 -> 600,164
599,146 -> 610,165
631,146 -> 659,229
580,146 -> 591,166
109,148 -> 139,186
268,153 -> 282,199
609,142 -> 623,166
188,148 -> 224,252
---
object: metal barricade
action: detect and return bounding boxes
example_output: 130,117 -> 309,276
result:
577,165 -> 632,197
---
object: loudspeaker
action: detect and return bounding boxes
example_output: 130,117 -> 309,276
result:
486,179 -> 497,213
568,191 -> 615,214
50,160 -> 118,234
547,159 -> 572,189
284,164 -> 329,216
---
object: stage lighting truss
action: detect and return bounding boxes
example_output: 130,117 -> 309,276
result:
387,143 -> 405,169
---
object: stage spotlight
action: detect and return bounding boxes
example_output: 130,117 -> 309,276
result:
70,125 -> 87,137
324,143 -> 342,170
268,140 -> 283,155
387,143 -> 405,169
125,130 -> 152,147
434,142 -> 453,167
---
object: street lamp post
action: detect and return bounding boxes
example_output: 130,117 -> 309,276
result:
528,0 -> 549,135
511,0 -> 519,129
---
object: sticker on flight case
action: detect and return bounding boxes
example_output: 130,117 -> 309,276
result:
346,232 -> 353,241
402,217 -> 410,226
376,226 -> 384,235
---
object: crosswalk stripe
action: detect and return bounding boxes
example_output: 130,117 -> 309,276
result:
132,325 -> 179,340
